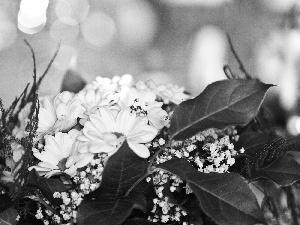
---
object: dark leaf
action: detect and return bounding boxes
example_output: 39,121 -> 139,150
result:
0,207 -> 18,225
126,179 -> 156,220
88,141 -> 149,198
238,107 -> 275,134
236,132 -> 275,155
157,158 -> 265,225
27,169 -> 67,205
61,69 -> 86,93
170,79 -> 272,140
77,192 -> 146,225
123,218 -> 160,225
0,157 -> 5,166
251,154 -> 300,186
77,141 -> 149,225
178,196 -> 203,225
162,182 -> 203,224
0,194 -> 13,213
235,132 -> 288,177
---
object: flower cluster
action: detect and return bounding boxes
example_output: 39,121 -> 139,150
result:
147,128 -> 244,224
0,73 -> 246,225
1,74 -> 193,224
9,74 -> 179,180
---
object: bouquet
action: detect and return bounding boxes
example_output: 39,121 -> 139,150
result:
1,44 -> 300,225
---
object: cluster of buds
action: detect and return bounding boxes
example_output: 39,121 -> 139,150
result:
148,128 -> 243,224
33,153 -> 108,225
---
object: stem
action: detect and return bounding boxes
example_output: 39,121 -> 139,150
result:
226,33 -> 252,79
23,39 -> 37,85
125,141 -> 171,196
37,42 -> 60,88
26,193 -> 62,223
124,171 -> 150,197
148,142 -> 171,169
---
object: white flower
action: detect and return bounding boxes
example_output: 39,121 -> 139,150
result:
84,74 -> 133,93
118,74 -> 134,87
136,80 -> 190,105
119,87 -> 169,129
77,89 -> 116,125
29,130 -> 93,178
37,92 -> 82,136
84,76 -> 118,92
78,107 -> 158,158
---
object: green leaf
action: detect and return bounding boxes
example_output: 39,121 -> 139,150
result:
157,158 -> 265,225
251,154 -> 300,186
0,194 -> 13,213
77,192 -> 146,225
0,207 -> 18,225
27,169 -> 67,206
162,182 -> 203,224
77,141 -> 149,225
235,132 -> 286,171
128,178 -> 156,219
236,132 -> 275,155
170,79 -> 272,140
61,69 -> 86,93
92,141 -> 149,198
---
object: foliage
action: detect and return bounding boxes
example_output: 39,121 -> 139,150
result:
157,158 -> 265,225
77,141 -> 149,225
2,42 -> 300,225
0,207 -> 18,225
169,79 -> 272,140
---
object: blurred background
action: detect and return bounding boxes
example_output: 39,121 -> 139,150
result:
2,0 -> 300,134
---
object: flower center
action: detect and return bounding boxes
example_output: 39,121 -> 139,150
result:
113,132 -> 123,138
102,132 -> 125,146
58,158 -> 68,171
130,99 -> 147,117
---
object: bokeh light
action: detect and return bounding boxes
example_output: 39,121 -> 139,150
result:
258,29 -> 300,111
18,0 -> 49,34
260,0 -> 298,12
50,19 -> 79,43
55,0 -> 90,24
18,10 -> 46,28
18,19 -> 46,35
55,0 -> 72,21
116,0 -> 158,48
20,0 -> 49,17
279,30 -> 300,111
162,0 -> 232,6
0,20 -> 17,50
287,115 -> 300,135
81,12 -> 116,47
256,31 -> 283,85
53,45 -> 77,70
188,26 -> 226,95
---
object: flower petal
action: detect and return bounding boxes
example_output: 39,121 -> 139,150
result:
98,107 -> 116,132
116,109 -> 137,135
128,142 -> 150,158
75,153 -> 94,168
89,141 -> 117,153
38,162 -> 59,170
139,90 -> 156,104
45,169 -> 61,178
